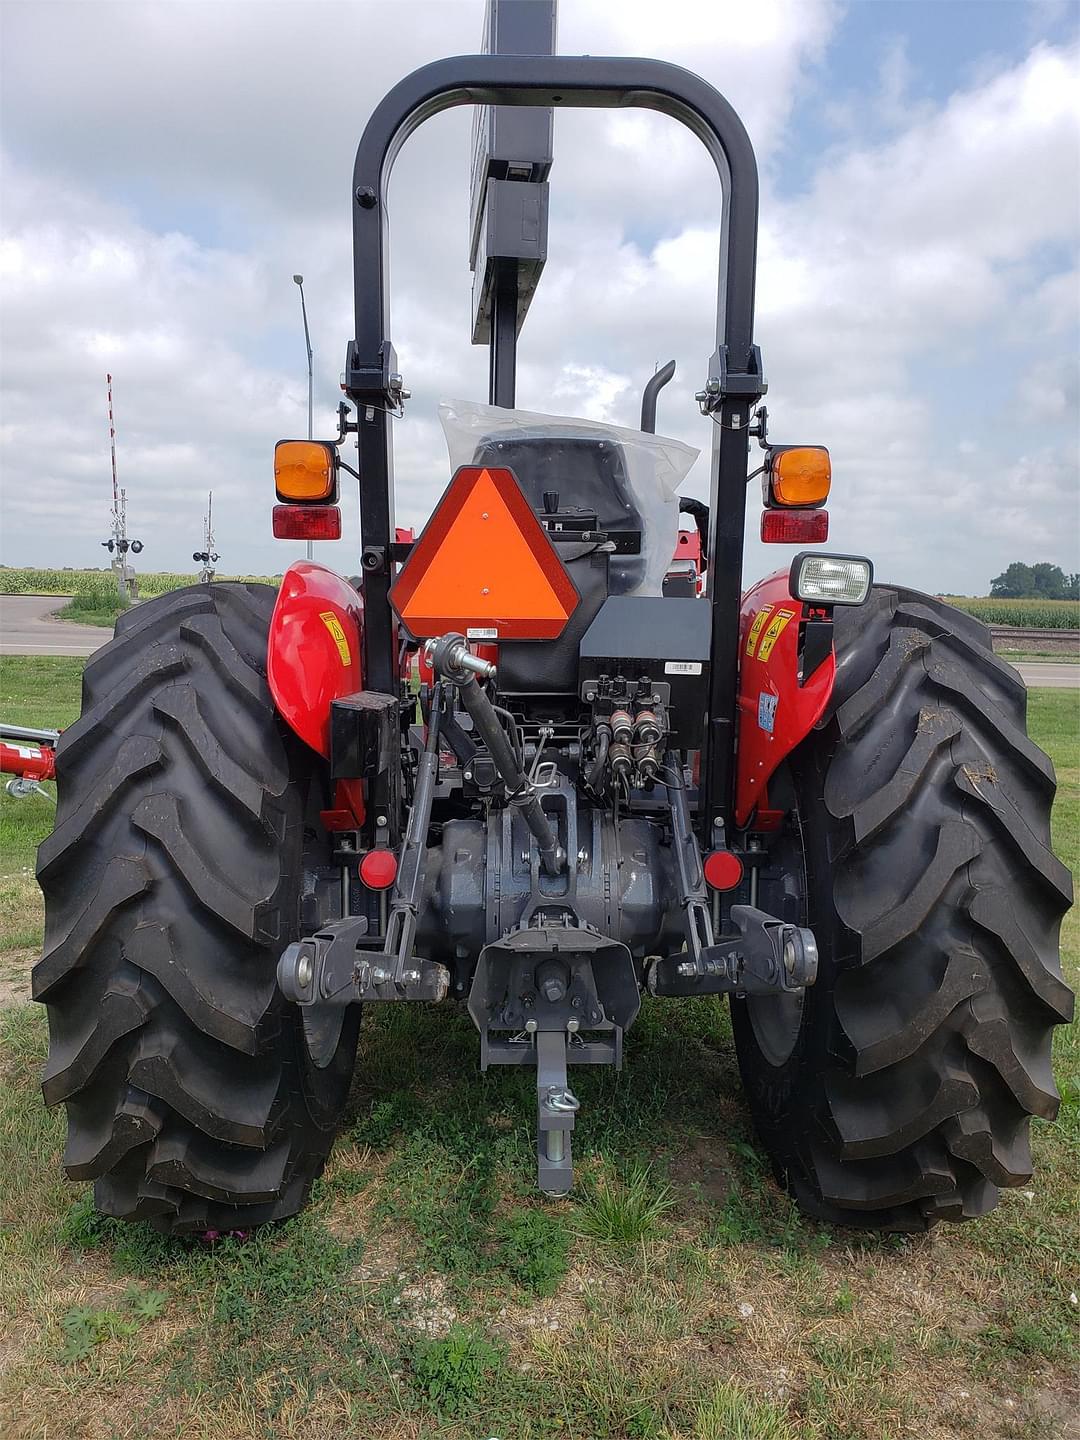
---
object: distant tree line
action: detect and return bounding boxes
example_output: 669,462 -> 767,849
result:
990,563 -> 1079,601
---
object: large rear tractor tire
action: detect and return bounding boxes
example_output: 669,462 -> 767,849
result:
732,587 -> 1073,1229
34,583 -> 360,1235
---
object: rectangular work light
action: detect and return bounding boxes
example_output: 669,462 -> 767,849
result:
789,552 -> 873,606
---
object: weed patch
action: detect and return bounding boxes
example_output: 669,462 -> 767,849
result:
491,1208 -> 571,1296
691,1379 -> 797,1440
574,1163 -> 676,1247
59,1285 -> 166,1362
411,1322 -> 505,1418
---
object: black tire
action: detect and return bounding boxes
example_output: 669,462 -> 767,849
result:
34,583 -> 360,1235
732,586 -> 1074,1229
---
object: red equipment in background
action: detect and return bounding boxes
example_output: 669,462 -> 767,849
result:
1,723 -> 59,795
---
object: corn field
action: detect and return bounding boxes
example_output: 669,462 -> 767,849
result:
941,596 -> 1080,630
0,569 -> 279,602
2,571 -> 1077,630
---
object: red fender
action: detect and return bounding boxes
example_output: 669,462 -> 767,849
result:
734,570 -> 836,827
267,561 -> 364,760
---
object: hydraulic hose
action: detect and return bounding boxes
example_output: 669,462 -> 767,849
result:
584,724 -> 611,793
428,634 -> 565,875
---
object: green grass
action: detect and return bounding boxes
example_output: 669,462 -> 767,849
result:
692,1381 -> 798,1440
54,597 -> 128,627
575,1163 -> 677,1247
0,657 -> 1075,1439
0,655 -> 85,730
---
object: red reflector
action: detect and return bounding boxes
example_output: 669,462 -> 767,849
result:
272,504 -> 342,540
389,465 -> 579,640
703,850 -> 745,891
359,849 -> 397,891
761,509 -> 828,544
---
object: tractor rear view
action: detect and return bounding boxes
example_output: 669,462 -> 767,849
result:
35,10 -> 1072,1237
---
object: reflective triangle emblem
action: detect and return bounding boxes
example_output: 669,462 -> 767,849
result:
390,466 -> 579,641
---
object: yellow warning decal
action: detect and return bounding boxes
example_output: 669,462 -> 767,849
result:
745,605 -> 773,657
756,608 -> 796,663
319,610 -> 351,666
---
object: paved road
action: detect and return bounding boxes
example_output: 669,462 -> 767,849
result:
1,594 -> 1077,687
0,595 -> 112,657
1015,662 -> 1078,690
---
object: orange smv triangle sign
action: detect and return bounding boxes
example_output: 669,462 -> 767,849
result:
390,466 -> 579,641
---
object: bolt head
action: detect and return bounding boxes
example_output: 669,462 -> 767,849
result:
375,814 -> 387,827
566,1018 -> 580,1034
524,1018 -> 538,1034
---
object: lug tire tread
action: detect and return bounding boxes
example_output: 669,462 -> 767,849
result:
34,583 -> 359,1234
733,585 -> 1072,1228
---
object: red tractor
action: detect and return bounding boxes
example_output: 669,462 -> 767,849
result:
35,33 -> 1072,1236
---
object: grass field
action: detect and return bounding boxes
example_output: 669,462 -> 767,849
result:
0,658 -> 1076,1440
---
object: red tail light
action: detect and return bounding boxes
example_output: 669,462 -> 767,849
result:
272,504 -> 342,540
761,509 -> 829,544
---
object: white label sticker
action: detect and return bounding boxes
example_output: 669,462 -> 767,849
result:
466,627 -> 498,640
664,660 -> 702,675
758,692 -> 779,734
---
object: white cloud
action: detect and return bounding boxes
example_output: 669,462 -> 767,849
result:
0,1 -> 1076,599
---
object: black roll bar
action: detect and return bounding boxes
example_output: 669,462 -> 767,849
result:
347,54 -> 766,835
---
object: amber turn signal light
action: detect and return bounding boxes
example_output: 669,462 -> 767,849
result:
274,440 -> 339,502
766,446 -> 831,508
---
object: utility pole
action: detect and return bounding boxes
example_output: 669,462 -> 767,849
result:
293,274 -> 315,560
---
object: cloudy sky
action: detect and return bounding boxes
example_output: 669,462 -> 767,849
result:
2,0 -> 1078,594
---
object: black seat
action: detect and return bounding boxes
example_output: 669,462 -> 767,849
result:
471,430 -> 645,595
